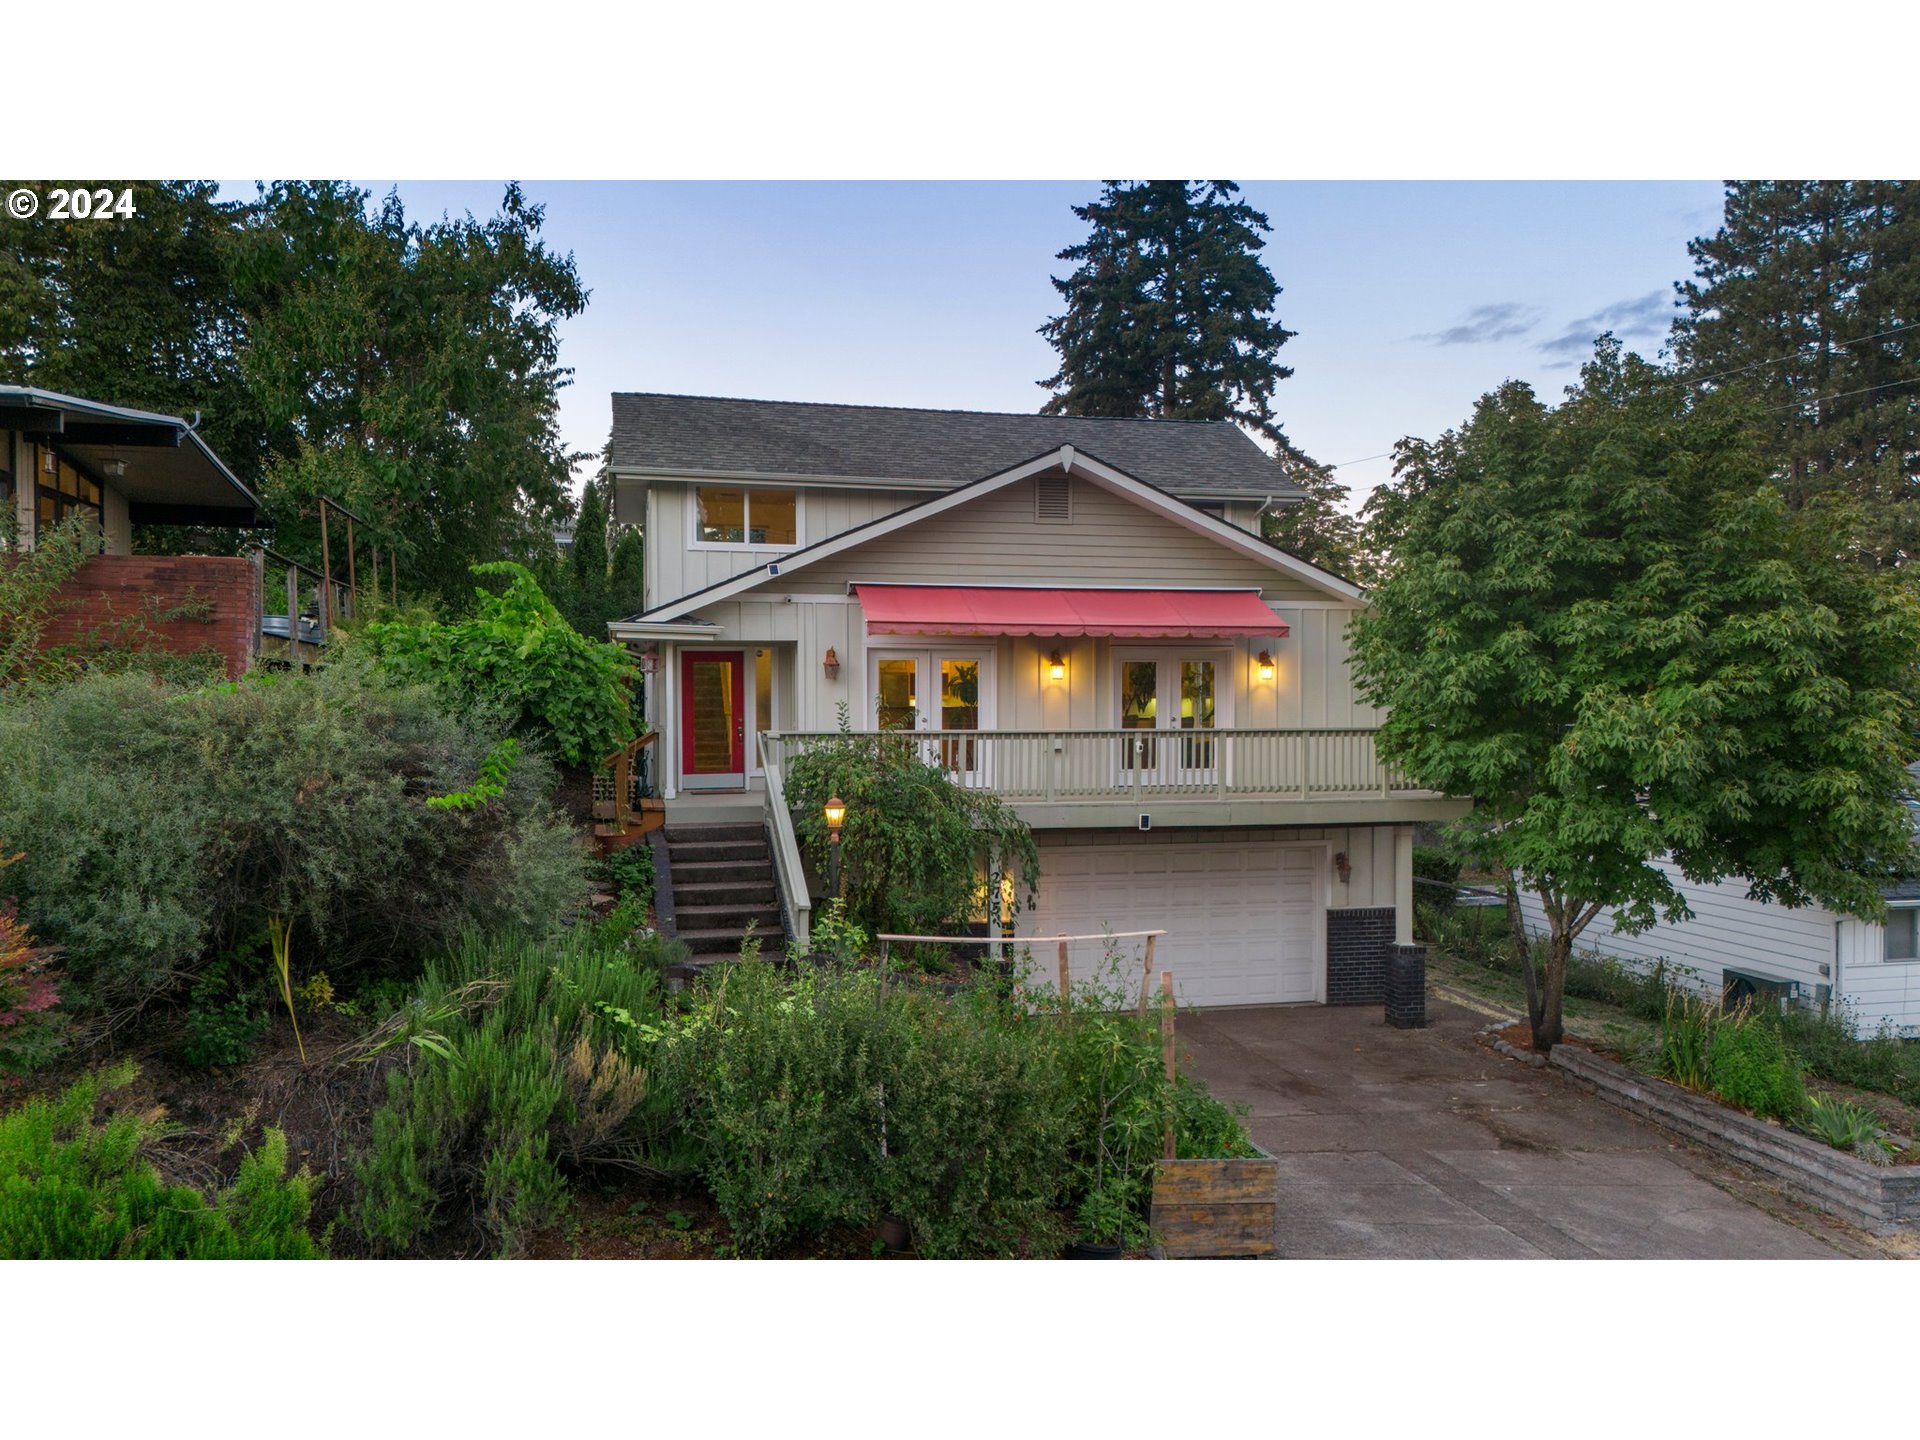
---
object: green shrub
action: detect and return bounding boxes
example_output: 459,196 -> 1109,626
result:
592,843 -> 655,913
356,927 -> 679,1257
668,958 -> 901,1256
0,511 -> 99,688
1658,988 -> 1717,1090
1771,1004 -> 1920,1108
1799,1094 -> 1887,1153
877,987 -> 1073,1259
0,663 -> 588,1030
365,561 -> 636,767
781,726 -> 1039,940
1174,1077 -> 1259,1159
1706,1008 -> 1808,1122
0,1062 -> 321,1258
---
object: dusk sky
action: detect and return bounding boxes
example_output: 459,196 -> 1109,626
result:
243,180 -> 1730,506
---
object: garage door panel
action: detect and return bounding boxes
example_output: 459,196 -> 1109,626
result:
1023,840 -> 1323,1008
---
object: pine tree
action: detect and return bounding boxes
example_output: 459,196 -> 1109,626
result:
567,477 -> 610,634
1038,182 -> 1298,442
1674,181 -> 1920,566
609,526 -> 645,623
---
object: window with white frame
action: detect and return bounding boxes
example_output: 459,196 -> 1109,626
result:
694,486 -> 798,547
1886,907 -> 1918,961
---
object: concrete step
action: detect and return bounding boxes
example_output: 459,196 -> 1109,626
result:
676,901 -> 784,929
668,839 -> 766,864
676,925 -> 779,955
674,880 -> 778,907
670,859 -> 773,886
665,822 -> 764,844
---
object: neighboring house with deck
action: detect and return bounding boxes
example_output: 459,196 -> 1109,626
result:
2,385 -> 265,677
606,393 -> 1468,1005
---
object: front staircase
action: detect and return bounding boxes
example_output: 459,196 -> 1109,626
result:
663,822 -> 786,965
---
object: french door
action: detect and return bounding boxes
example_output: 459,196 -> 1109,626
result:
680,649 -> 745,791
869,647 -> 994,783
1116,652 -> 1226,785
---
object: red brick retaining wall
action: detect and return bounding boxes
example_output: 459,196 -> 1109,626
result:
39,554 -> 259,679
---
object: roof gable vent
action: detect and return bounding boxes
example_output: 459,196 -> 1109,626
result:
1035,473 -> 1073,524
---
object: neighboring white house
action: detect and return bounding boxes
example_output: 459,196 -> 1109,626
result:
1517,859 -> 1920,1039
604,393 -> 1468,1007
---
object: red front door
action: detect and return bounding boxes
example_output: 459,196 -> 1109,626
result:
680,650 -> 746,788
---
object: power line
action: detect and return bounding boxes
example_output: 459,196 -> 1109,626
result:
1665,320 -> 1917,394
1769,375 -> 1920,413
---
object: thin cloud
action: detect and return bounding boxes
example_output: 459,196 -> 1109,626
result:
1537,290 -> 1672,359
1414,302 -> 1543,346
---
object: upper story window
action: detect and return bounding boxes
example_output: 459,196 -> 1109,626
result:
695,486 -> 798,548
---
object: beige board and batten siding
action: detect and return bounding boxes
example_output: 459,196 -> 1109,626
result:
631,479 -> 926,614
1515,865 -> 1920,1037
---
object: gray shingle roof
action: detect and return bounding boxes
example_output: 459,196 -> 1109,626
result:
608,393 -> 1302,500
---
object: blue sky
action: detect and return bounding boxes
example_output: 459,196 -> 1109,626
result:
270,180 -> 1729,506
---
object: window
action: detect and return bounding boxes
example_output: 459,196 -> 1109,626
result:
1886,908 -> 1919,962
33,445 -> 101,541
695,486 -> 797,547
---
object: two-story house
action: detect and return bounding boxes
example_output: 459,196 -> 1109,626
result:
606,393 -> 1466,1008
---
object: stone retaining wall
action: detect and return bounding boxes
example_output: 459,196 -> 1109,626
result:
1549,1043 -> 1920,1234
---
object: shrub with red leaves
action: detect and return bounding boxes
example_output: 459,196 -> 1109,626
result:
0,894 -> 64,1077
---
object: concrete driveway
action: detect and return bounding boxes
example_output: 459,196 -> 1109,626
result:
1180,1000 -> 1851,1258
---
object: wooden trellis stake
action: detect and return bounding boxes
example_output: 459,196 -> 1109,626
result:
1161,970 -> 1176,1160
1137,933 -> 1157,1015
1057,938 -> 1070,1006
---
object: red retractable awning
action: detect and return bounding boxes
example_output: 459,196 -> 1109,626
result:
852,585 -> 1287,638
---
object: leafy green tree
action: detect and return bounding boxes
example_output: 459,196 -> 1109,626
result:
234,181 -> 588,603
365,561 -> 635,767
1352,340 -> 1920,1049
1038,181 -> 1298,442
1675,182 -> 1920,567
609,525 -> 645,624
566,477 -> 610,633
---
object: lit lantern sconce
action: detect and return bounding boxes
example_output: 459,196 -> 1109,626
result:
822,646 -> 841,681
824,794 -> 847,898
1256,648 -> 1276,683
1047,648 -> 1067,683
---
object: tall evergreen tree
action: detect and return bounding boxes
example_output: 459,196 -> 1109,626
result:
1038,182 -> 1298,442
1261,447 -> 1369,582
609,525 -> 645,623
1674,181 -> 1920,566
567,476 -> 610,633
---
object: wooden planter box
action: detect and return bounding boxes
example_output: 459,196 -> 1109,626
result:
1150,1149 -> 1279,1258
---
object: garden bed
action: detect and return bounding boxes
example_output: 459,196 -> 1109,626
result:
1150,1148 -> 1279,1258
1545,1042 -> 1920,1234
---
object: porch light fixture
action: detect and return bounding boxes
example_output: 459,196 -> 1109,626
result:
1333,851 -> 1351,884
103,456 -> 128,479
823,646 -> 841,680
825,795 -> 847,898
638,645 -> 659,675
1256,649 -> 1276,682
1047,649 -> 1066,682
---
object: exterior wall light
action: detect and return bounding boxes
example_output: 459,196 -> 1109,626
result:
1333,851 -> 1351,884
823,646 -> 840,680
1047,648 -> 1067,682
1256,648 -> 1276,682
825,795 -> 847,897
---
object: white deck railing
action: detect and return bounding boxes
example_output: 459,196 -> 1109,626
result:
760,728 -> 1431,804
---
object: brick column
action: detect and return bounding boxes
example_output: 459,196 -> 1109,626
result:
1385,943 -> 1427,1029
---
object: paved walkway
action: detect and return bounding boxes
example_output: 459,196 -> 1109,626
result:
1180,1000 -> 1850,1259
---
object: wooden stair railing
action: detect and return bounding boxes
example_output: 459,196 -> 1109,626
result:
592,730 -> 662,836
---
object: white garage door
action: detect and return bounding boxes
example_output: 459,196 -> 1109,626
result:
1023,840 -> 1323,1007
